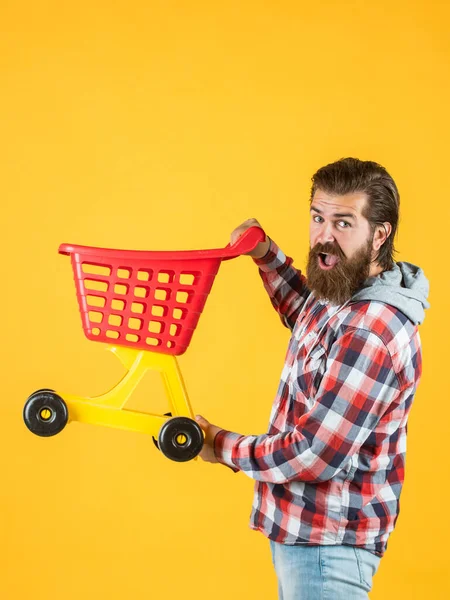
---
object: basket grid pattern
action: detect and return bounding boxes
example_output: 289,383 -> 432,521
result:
71,256 -> 220,355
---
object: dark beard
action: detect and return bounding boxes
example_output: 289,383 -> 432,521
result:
305,236 -> 374,305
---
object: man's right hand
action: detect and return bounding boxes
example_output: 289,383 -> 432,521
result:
230,218 -> 271,259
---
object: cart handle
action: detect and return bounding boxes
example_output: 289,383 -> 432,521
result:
220,226 -> 267,260
58,226 -> 267,262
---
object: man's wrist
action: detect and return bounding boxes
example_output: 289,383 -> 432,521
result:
252,237 -> 272,262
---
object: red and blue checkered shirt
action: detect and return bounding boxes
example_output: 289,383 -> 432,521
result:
214,239 -> 423,557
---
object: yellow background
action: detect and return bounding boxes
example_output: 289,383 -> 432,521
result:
1,1 -> 449,598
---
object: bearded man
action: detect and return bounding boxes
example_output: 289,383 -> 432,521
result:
195,157 -> 430,600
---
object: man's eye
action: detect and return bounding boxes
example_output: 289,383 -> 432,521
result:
313,215 -> 323,223
338,220 -> 351,228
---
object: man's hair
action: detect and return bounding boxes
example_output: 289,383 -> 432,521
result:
310,157 -> 400,270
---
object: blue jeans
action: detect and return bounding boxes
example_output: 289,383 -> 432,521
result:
270,541 -> 381,599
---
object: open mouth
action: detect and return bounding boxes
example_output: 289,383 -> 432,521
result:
318,253 -> 340,270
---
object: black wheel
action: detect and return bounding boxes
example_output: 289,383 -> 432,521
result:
23,390 -> 68,437
157,417 -> 203,462
152,412 -> 172,450
27,388 -> 55,397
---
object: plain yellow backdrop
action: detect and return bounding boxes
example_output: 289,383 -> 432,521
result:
1,1 -> 449,598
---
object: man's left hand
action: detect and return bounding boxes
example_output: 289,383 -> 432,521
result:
195,415 -> 223,464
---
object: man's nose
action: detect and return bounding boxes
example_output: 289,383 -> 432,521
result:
316,222 -> 335,246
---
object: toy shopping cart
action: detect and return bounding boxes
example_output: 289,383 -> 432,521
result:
23,226 -> 265,462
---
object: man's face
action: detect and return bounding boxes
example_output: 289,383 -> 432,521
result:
306,189 -> 378,305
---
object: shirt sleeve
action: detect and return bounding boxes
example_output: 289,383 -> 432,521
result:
253,238 -> 312,331
214,328 -> 404,484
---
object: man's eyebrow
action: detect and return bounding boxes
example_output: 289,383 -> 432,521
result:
310,206 -> 357,220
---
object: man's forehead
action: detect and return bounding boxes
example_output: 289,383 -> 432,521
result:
311,190 -> 367,215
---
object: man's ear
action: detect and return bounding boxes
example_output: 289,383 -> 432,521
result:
373,222 -> 392,252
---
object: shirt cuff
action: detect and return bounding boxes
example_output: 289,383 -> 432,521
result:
252,238 -> 288,272
214,429 -> 241,472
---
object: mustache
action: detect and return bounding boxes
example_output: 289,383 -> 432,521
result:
310,243 -> 345,259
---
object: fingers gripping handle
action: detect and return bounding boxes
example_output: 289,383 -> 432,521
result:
221,226 -> 266,260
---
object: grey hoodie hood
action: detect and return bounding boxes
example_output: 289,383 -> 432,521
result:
351,261 -> 430,325
302,261 -> 430,361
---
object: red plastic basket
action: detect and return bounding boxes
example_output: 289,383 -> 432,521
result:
59,227 -> 265,356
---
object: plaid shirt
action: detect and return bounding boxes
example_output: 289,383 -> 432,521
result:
214,239 -> 423,557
